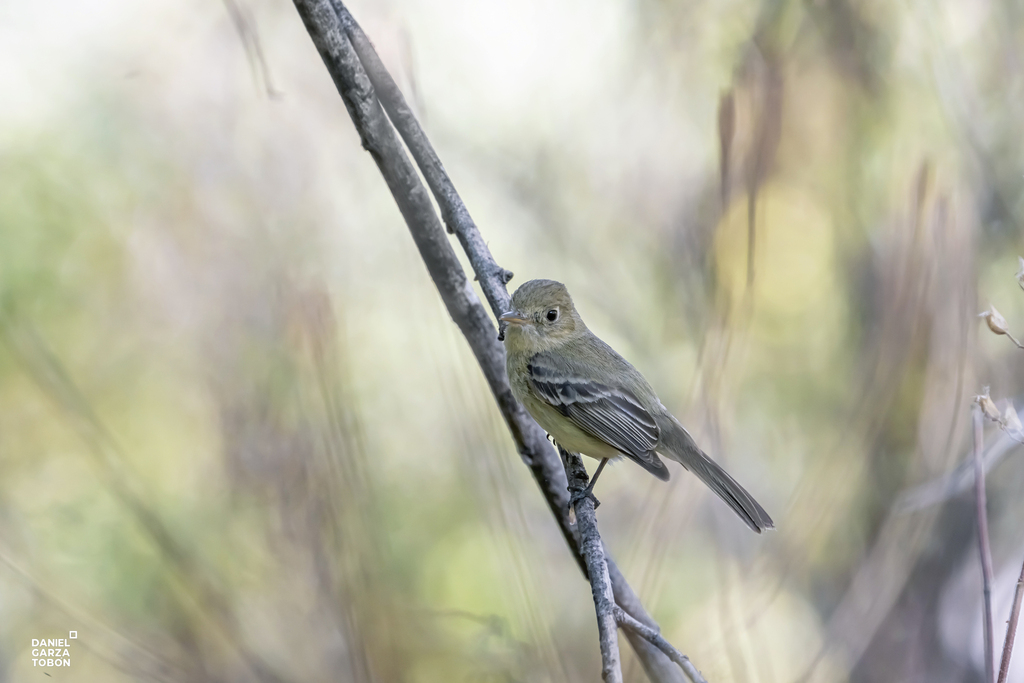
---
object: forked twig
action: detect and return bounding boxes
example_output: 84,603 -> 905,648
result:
614,606 -> 709,683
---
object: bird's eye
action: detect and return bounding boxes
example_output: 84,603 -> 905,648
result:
546,309 -> 559,322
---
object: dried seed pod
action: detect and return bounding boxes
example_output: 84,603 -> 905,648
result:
975,388 -> 1003,423
979,306 -> 1010,336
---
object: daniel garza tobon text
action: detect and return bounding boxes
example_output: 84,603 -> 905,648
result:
32,638 -> 72,667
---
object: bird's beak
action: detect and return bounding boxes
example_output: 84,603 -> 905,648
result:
499,311 -> 529,325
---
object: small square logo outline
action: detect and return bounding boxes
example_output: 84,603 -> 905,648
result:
69,631 -> 77,639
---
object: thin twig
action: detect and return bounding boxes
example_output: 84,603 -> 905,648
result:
997,554 -> 1024,683
974,405 -> 995,683
605,556 -> 689,683
614,606 -> 709,683
307,3 -> 691,680
560,447 -> 622,682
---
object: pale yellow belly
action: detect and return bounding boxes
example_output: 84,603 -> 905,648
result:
507,350 -> 623,460
521,392 -> 623,461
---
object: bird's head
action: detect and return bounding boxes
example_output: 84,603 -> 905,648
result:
500,279 -> 583,352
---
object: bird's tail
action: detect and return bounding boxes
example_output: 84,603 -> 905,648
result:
657,415 -> 774,533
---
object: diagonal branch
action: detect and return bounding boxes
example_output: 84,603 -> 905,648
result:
290,2 -> 697,679
330,1 -> 514,318
615,606 -> 709,683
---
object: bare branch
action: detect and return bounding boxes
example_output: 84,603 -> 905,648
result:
974,405 -> 995,683
331,1 -> 514,317
606,556 -> 690,683
614,606 -> 708,683
560,447 -> 622,682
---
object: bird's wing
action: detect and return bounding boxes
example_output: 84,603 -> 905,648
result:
527,352 -> 668,480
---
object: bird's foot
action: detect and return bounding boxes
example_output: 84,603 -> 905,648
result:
568,486 -> 600,511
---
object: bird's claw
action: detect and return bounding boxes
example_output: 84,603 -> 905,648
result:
569,487 -> 600,511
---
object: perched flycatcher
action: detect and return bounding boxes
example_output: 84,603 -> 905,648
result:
501,279 -> 774,533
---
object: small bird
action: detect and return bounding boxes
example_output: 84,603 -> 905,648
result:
501,279 -> 774,533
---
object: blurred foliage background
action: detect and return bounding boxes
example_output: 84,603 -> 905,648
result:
2,0 -> 1024,681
